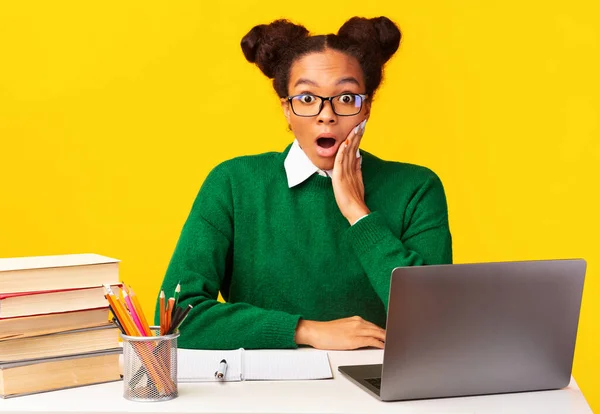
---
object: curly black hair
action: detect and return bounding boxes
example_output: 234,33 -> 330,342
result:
241,17 -> 401,99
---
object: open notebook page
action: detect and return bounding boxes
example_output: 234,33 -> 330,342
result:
177,349 -> 243,382
243,350 -> 332,381
177,349 -> 332,382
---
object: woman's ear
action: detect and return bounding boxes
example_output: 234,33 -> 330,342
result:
281,98 -> 291,124
363,98 -> 372,120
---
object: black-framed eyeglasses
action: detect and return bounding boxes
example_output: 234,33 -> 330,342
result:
286,93 -> 368,117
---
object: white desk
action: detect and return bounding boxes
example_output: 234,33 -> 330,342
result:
0,349 -> 592,414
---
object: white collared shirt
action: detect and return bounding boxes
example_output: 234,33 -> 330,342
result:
284,140 -> 332,188
284,140 -> 362,188
283,139 -> 367,225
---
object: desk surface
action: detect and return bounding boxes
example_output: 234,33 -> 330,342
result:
0,349 -> 592,414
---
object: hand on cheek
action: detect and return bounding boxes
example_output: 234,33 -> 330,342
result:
332,119 -> 369,225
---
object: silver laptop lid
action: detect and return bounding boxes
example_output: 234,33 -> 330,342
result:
380,259 -> 586,401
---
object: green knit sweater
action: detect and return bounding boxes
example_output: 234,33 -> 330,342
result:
156,144 -> 452,349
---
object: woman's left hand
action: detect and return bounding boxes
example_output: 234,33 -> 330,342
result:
332,119 -> 370,225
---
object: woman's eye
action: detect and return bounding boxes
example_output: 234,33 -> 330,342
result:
338,94 -> 355,104
300,95 -> 315,104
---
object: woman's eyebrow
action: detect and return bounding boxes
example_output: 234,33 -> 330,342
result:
293,77 -> 360,88
337,77 -> 360,86
293,78 -> 319,88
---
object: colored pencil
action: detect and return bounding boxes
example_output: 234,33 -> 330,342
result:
129,287 -> 153,336
168,304 -> 193,335
159,291 -> 166,335
123,290 -> 146,336
166,297 -> 175,334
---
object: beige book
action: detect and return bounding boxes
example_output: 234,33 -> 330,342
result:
0,285 -> 120,318
0,325 -> 119,363
0,253 -> 120,294
0,349 -> 122,398
0,307 -> 110,340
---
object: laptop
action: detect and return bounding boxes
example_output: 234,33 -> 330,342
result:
338,259 -> 586,401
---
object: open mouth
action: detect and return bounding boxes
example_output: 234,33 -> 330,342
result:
315,135 -> 340,158
317,137 -> 337,149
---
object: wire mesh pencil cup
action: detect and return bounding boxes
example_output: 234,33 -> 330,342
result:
121,327 -> 179,402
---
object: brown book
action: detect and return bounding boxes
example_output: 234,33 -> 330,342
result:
0,285 -> 121,318
0,307 -> 110,340
0,349 -> 122,398
0,325 -> 120,363
0,254 -> 120,295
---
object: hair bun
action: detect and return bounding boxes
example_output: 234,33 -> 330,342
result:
241,20 -> 309,79
338,16 -> 401,64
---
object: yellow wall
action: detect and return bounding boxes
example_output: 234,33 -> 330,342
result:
1,0 -> 598,408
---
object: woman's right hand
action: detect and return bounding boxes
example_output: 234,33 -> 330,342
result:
294,316 -> 386,350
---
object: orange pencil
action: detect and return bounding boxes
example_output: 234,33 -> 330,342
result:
117,297 -> 141,336
166,297 -> 175,334
104,286 -> 140,336
104,288 -> 130,334
129,287 -> 152,336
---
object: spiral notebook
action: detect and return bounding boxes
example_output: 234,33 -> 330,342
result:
177,349 -> 333,382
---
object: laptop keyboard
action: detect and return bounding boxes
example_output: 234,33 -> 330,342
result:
365,377 -> 382,390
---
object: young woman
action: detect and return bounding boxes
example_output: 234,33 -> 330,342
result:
157,16 -> 452,350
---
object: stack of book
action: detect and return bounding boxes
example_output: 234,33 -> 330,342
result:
0,254 -> 123,398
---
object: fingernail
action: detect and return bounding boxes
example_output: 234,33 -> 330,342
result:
354,125 -> 360,134
344,139 -> 349,147
360,120 -> 367,133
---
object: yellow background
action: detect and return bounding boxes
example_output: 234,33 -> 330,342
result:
1,0 -> 598,408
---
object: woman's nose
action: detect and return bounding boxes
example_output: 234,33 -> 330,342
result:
317,100 -> 337,124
